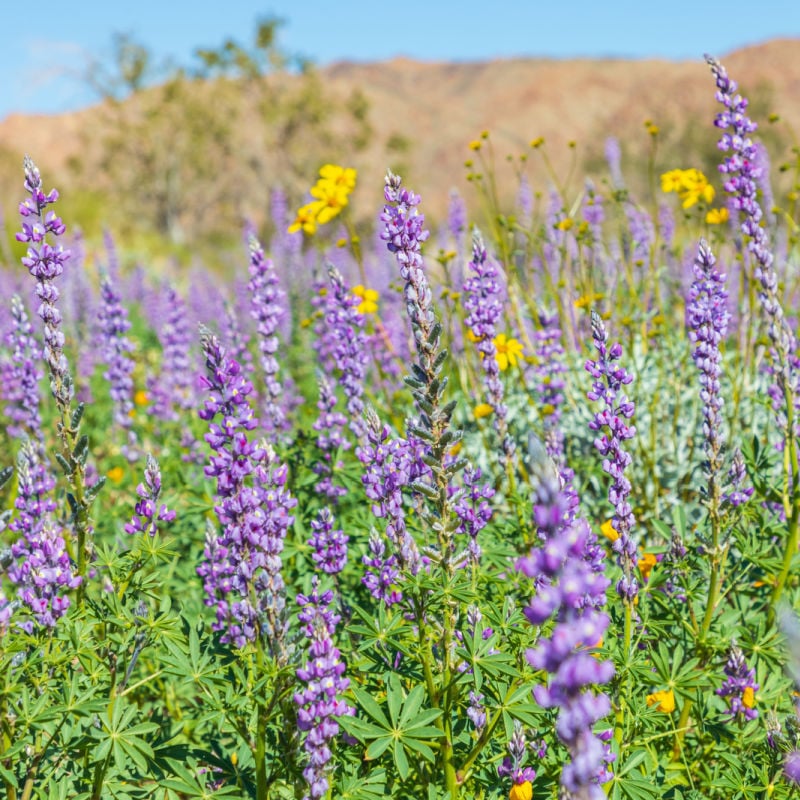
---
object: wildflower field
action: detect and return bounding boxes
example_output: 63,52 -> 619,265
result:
3,52 -> 800,800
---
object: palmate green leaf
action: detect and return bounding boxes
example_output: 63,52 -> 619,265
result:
337,767 -> 387,800
365,735 -> 393,760
338,715 -> 390,742
352,687 -> 391,729
394,738 -> 409,779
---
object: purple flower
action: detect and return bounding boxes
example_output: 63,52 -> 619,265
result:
466,691 -> 486,732
585,311 -> 638,601
453,465 -> 494,565
717,643 -> 758,722
124,454 -> 175,537
321,265 -> 368,441
497,721 -> 537,787
517,457 -> 614,799
723,449 -> 753,507
463,231 -> 513,461
98,275 -> 139,460
148,284 -> 194,422
312,375 -> 349,500
294,578 -> 354,800
687,240 -> 729,470
361,531 -> 402,607
3,295 -> 44,447
7,440 -> 80,630
357,409 -> 421,574
16,156 -> 71,407
247,235 -> 286,435
706,55 -> 796,400
196,330 -> 297,653
308,508 -> 348,575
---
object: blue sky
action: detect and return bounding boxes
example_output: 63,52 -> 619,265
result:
1,0 -> 798,119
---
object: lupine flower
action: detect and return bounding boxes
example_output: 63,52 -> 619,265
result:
98,274 -> 139,460
706,55 -> 796,400
585,311 -> 638,601
605,137 -> 624,188
308,508 -> 348,575
196,330 -> 297,653
312,375 -> 348,500
16,156 -> 71,407
448,188 -> 468,256
124,454 -> 175,537
294,579 -> 355,800
223,299 -> 254,375
723,449 -> 754,507
517,455 -> 614,799
687,239 -> 729,471
453,464 -> 494,564
717,644 -> 758,722
322,265 -> 368,440
247,235 -> 286,435
463,232 -> 512,456
497,722 -> 537,800
361,530 -> 402,607
466,690 -> 486,732
7,440 -> 80,631
4,295 -> 44,447
357,409 -> 420,573
148,284 -> 194,422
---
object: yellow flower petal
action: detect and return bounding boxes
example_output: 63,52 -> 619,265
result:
742,686 -> 756,709
601,520 -> 619,542
638,552 -> 658,581
509,782 -> 533,800
474,403 -> 494,419
646,689 -> 675,713
107,466 -> 124,484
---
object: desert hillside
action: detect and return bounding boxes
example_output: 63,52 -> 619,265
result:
1,38 -> 797,232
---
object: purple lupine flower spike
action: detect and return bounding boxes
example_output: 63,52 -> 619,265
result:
196,328 -> 297,655
16,156 -> 71,406
124,454 -> 176,537
98,274 -> 139,461
324,264 -> 368,441
687,240 -> 730,471
497,721 -> 536,792
717,643 -> 758,722
453,464 -> 494,565
517,451 -> 614,799
706,55 -> 796,402
585,310 -> 637,601
308,507 -> 348,575
7,440 -> 80,630
463,230 -> 514,462
312,374 -> 349,501
4,295 -> 44,449
294,578 -> 355,800
148,284 -> 194,422
247,235 -> 286,434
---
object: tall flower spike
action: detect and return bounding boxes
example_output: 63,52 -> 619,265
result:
247,235 -> 286,435
687,239 -> 730,473
585,310 -> 638,601
196,329 -> 297,655
124,454 -> 176,537
717,643 -> 758,722
517,446 -> 614,799
463,230 -> 514,463
98,274 -> 139,460
16,156 -> 71,406
323,264 -> 368,441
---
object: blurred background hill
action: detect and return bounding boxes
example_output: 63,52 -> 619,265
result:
1,21 -> 798,263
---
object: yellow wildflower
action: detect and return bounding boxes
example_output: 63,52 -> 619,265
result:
474,403 -> 494,419
742,686 -> 756,709
310,182 -> 350,225
352,285 -> 379,315
530,137 -> 545,148
288,202 -> 322,235
493,334 -> 523,371
706,207 -> 729,225
638,552 -> 658,581
556,218 -> 573,231
574,292 -> 604,309
318,164 -> 357,192
661,168 -> 715,209
107,466 -> 124,484
469,140 -> 482,151
647,123 -> 660,136
134,390 -> 148,407
509,782 -> 533,800
466,329 -> 483,343
646,689 -> 675,713
600,520 -> 619,542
